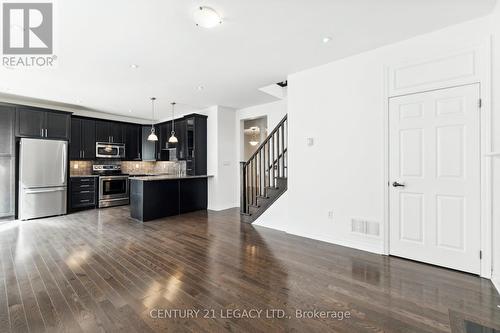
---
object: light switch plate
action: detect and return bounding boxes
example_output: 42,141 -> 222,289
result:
307,138 -> 314,146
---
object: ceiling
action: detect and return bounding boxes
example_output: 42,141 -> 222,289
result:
0,0 -> 496,121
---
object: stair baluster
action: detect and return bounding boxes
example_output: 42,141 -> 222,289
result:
240,115 -> 288,220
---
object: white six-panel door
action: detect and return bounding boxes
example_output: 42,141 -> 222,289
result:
389,84 -> 481,274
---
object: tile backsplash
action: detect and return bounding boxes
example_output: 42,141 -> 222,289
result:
70,160 -> 186,176
70,161 -> 93,176
122,161 -> 186,175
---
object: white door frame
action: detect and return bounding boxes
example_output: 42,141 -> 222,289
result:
382,41 -> 493,279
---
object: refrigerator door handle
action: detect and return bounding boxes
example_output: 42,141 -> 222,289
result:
25,187 -> 66,194
61,143 -> 67,184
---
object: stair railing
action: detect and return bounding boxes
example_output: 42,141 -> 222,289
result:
240,114 -> 288,215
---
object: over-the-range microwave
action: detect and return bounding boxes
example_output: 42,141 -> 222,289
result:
96,142 -> 126,158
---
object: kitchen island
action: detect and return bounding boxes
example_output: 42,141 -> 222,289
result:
129,175 -> 209,222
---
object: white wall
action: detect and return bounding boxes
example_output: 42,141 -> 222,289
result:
265,12 -> 500,275
490,3 -> 500,291
236,99 -> 287,140
204,105 -> 239,211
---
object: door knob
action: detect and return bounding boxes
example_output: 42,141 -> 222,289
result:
392,181 -> 405,187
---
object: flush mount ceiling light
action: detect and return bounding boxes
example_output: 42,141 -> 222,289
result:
194,6 -> 222,28
147,97 -> 158,141
168,102 -> 178,144
322,36 -> 332,44
130,64 -> 139,69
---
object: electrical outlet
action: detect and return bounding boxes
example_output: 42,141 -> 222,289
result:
307,137 -> 314,146
328,211 -> 334,219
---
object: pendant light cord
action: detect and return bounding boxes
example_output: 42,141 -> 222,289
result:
171,102 -> 176,134
151,97 -> 156,130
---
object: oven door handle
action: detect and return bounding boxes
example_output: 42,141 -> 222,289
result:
99,176 -> 129,181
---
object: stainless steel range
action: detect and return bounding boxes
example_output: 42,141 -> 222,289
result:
93,164 -> 129,208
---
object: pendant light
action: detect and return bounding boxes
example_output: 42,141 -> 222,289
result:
168,102 -> 178,144
147,97 -> 158,141
248,127 -> 259,146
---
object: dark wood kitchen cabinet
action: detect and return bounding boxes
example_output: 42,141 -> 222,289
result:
130,176 -> 208,221
0,105 -> 15,218
16,107 -> 70,140
70,117 -> 96,160
184,114 -> 207,175
95,120 -> 124,143
70,176 -> 97,211
124,123 -> 142,160
155,122 -> 171,160
46,112 -> 71,139
149,113 -> 206,170
174,119 -> 187,160
179,177 -> 207,213
141,125 -> 158,161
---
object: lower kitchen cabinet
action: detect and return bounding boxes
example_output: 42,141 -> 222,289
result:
179,178 -> 208,213
70,177 -> 98,211
130,176 -> 208,222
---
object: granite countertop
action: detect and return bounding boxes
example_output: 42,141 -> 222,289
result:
129,174 -> 213,181
70,174 -> 99,178
127,173 -> 170,177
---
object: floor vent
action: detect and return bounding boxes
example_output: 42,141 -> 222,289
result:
351,218 -> 380,236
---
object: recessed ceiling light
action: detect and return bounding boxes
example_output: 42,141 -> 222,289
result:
323,36 -> 332,44
130,64 -> 139,69
197,85 -> 204,91
76,99 -> 82,103
194,6 -> 222,28
128,109 -> 133,113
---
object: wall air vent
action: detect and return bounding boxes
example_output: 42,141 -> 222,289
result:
351,218 -> 380,237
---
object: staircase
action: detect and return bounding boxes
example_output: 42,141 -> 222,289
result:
240,115 -> 287,223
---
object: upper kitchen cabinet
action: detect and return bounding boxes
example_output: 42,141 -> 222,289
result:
16,107 -> 70,140
70,117 -> 96,160
156,122 -> 171,161
174,119 -> 187,160
46,112 -> 71,139
124,123 -> 142,160
95,120 -> 124,143
141,125 -> 158,161
151,114 -> 206,168
184,114 -> 207,175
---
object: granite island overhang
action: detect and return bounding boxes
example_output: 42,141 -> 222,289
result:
129,175 -> 212,222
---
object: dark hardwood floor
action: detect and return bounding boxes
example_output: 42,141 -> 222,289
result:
0,207 -> 499,332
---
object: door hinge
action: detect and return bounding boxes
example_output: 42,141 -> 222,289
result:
478,99 -> 482,108
479,250 -> 482,260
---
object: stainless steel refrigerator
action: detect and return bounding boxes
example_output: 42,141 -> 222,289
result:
18,138 -> 67,220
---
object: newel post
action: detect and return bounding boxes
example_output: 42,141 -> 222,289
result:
240,162 -> 246,214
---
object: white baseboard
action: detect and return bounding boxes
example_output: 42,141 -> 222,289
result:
284,228 -> 384,255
